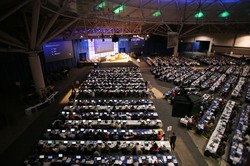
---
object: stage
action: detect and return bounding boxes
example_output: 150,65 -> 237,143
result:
78,52 -> 140,68
102,53 -> 131,63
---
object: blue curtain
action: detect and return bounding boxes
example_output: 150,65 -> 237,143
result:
73,39 -> 89,60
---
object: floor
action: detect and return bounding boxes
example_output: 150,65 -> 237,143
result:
0,59 -> 230,166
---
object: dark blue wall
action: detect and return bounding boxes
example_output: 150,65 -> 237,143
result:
118,40 -> 131,53
118,35 -> 173,55
179,42 -> 194,52
144,35 -> 173,55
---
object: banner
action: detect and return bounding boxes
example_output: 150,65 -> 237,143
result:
167,32 -> 178,48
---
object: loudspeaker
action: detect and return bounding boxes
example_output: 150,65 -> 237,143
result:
112,35 -> 119,42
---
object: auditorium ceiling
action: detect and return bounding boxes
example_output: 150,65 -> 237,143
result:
0,0 -> 250,52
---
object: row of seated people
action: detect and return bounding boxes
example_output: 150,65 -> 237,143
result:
69,99 -> 154,106
246,83 -> 250,102
229,104 -> 250,166
151,57 -> 230,80
78,88 -> 149,98
242,65 -> 250,77
200,72 -> 221,90
38,140 -> 171,156
231,77 -> 246,98
25,155 -> 178,166
59,111 -> 159,120
209,74 -> 227,92
220,75 -> 238,97
196,98 -> 224,135
151,66 -> 192,82
83,78 -> 145,83
43,129 -> 164,141
88,67 -> 142,77
204,100 -> 237,158
63,105 -> 156,113
77,67 -> 149,98
191,54 -> 242,66
179,98 -> 223,130
147,56 -> 200,67
51,119 -> 163,130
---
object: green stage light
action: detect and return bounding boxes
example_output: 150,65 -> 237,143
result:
153,11 -> 161,17
219,11 -> 230,18
97,1 -> 106,9
194,11 -> 204,18
114,5 -> 124,14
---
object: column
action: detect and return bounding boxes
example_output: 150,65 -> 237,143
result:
207,40 -> 213,56
28,52 -> 45,96
173,41 -> 179,56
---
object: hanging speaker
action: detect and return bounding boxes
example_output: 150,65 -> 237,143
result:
112,34 -> 119,42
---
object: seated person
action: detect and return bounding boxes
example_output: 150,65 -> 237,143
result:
156,131 -> 163,140
150,142 -> 159,154
159,145 -> 169,154
134,142 -> 142,155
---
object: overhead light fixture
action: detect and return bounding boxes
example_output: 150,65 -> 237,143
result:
97,1 -> 106,9
153,11 -> 161,17
114,5 -> 124,14
194,11 -> 204,18
219,11 -> 230,18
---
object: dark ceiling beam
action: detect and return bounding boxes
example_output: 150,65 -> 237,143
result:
40,3 -> 79,19
36,7 -> 66,49
218,0 -> 227,11
69,19 -> 81,38
142,24 -> 157,34
0,38 -> 26,50
165,24 -> 173,32
0,48 -> 26,53
178,24 -> 183,34
22,12 -> 31,41
174,0 -> 181,22
0,30 -> 26,49
143,0 -> 175,19
30,0 -> 40,50
151,32 -> 168,37
127,0 -> 154,16
179,25 -> 203,37
212,24 -> 223,33
0,0 -> 31,22
182,0 -> 217,23
41,18 -> 79,46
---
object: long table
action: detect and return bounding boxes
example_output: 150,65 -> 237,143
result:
60,111 -> 159,120
63,104 -> 156,112
38,140 -> 171,153
25,155 -> 178,165
205,100 -> 235,156
44,128 -> 164,141
62,119 -> 162,128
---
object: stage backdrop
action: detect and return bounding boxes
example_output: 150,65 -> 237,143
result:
94,38 -> 114,54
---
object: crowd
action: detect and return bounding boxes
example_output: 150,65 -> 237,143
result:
78,67 -> 149,98
150,55 -> 249,165
24,66 -> 178,166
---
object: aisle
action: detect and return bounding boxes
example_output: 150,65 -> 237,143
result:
139,58 -> 209,166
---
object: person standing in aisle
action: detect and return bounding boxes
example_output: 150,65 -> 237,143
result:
170,132 -> 177,150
